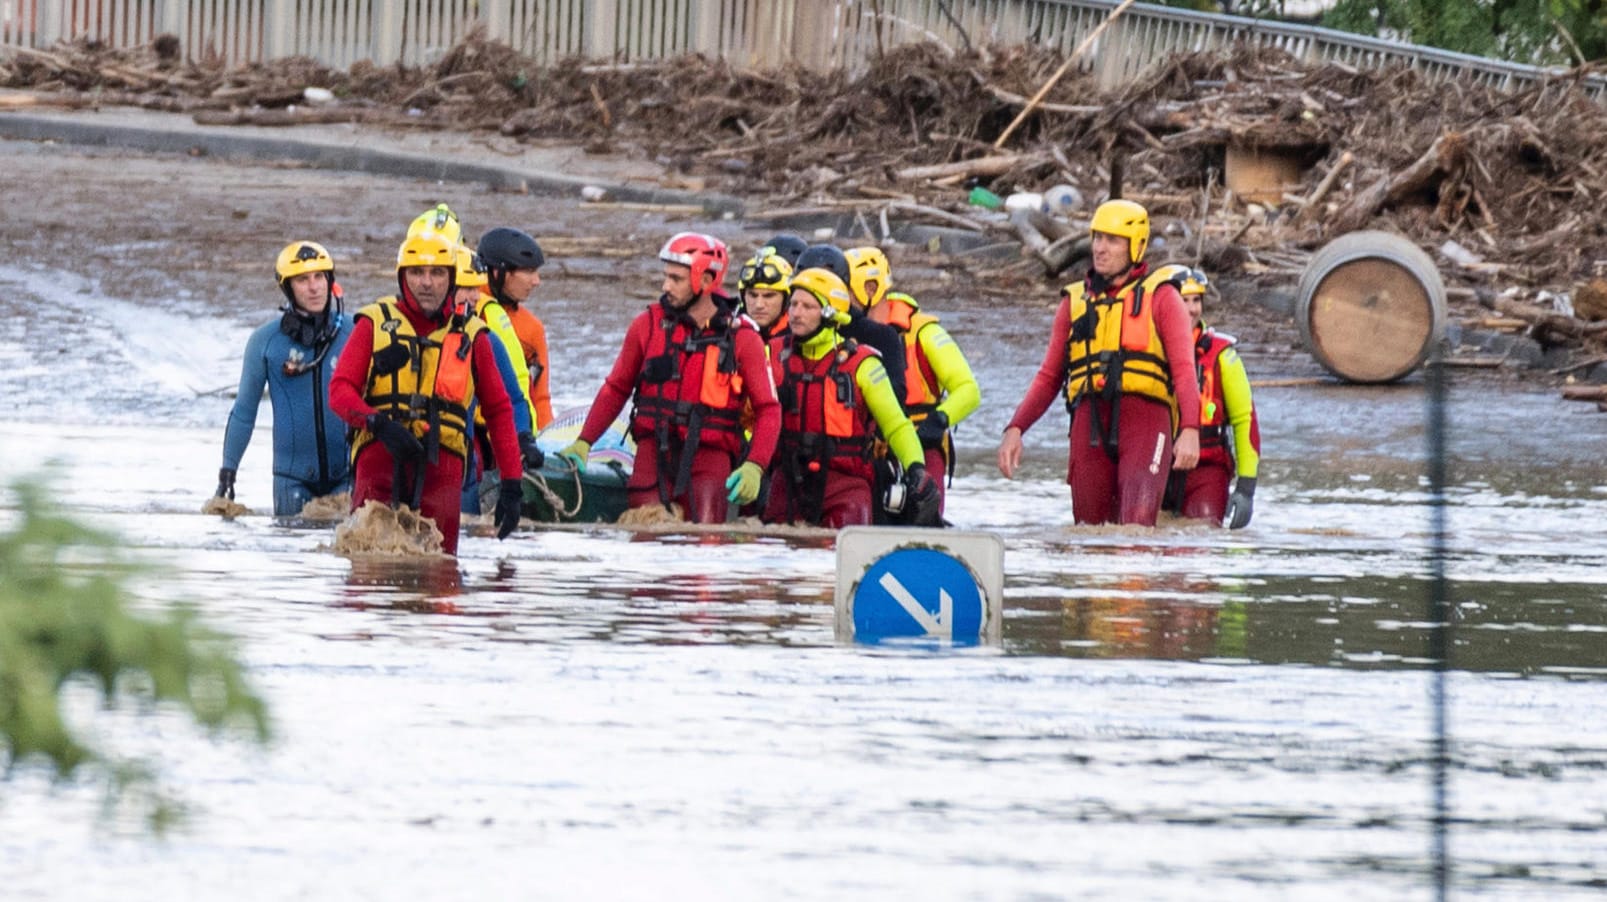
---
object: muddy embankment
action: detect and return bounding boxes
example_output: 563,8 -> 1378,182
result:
7,33 -> 1607,394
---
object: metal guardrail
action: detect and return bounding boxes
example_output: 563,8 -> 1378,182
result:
2,0 -> 1603,102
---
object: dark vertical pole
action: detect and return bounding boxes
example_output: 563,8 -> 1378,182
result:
1425,351 -> 1451,901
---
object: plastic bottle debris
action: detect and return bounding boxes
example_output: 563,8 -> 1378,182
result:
1004,192 -> 1044,212
1042,184 -> 1083,215
967,186 -> 1004,209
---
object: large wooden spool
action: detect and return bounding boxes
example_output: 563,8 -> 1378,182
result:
1295,231 -> 1447,383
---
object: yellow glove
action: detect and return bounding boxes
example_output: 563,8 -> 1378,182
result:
724,460 -> 765,505
557,439 -> 591,472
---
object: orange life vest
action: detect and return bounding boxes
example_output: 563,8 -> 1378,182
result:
881,293 -> 942,417
1194,326 -> 1235,467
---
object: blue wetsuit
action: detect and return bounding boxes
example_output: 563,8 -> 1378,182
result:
223,316 -> 355,516
460,336 -> 534,513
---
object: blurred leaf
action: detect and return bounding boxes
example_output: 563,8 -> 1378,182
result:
0,472 -> 271,832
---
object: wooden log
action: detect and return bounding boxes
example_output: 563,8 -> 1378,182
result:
887,202 -> 993,233
192,107 -> 371,126
1478,294 -> 1586,345
0,90 -> 97,109
981,85 -> 1100,116
1295,151 -> 1353,219
1010,209 -> 1053,261
1561,385 -> 1607,402
993,0 -> 1139,149
894,154 -> 1040,182
1327,133 -> 1466,234
1043,234 -> 1090,275
1549,354 -> 1607,376
1468,316 -> 1531,331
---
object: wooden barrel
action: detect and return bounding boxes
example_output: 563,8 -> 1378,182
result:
1295,231 -> 1446,383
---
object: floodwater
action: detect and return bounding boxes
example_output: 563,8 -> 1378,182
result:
2,144 -> 1606,900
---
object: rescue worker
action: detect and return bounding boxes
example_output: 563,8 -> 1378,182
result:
732,249 -> 794,518
477,226 -> 554,428
451,245 -> 542,515
1154,265 -> 1260,528
329,230 -> 524,554
409,203 -> 460,245
761,233 -> 809,270
557,232 -> 780,523
850,245 -> 981,516
736,249 -> 792,347
764,268 -> 939,528
995,199 -> 1202,526
406,206 -> 537,459
214,241 -> 353,516
794,243 -> 906,406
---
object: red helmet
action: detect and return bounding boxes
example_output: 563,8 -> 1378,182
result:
659,232 -> 728,295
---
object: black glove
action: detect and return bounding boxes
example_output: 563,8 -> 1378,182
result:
1225,477 -> 1256,530
915,410 -> 949,447
495,478 -> 522,539
215,467 -> 236,500
1069,304 -> 1099,341
642,354 -> 676,384
519,432 -> 545,470
367,413 -> 423,462
902,463 -> 942,527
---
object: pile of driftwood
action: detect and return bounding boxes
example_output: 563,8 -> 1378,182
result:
5,31 -> 1607,359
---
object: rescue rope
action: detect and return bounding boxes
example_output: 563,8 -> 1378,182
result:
523,462 -> 585,521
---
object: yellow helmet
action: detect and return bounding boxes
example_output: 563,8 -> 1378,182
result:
844,246 -> 891,308
275,241 -> 334,286
407,203 -> 462,246
789,267 -> 853,326
397,231 -> 458,271
737,251 -> 792,295
1090,199 -> 1150,264
455,245 -> 488,289
1152,263 -> 1210,296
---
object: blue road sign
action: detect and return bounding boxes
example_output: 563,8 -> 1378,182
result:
853,548 -> 985,644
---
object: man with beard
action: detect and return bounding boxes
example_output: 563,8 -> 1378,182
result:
559,232 -> 780,523
330,229 -> 524,553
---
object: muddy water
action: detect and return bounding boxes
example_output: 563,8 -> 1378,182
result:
2,143 -> 1606,899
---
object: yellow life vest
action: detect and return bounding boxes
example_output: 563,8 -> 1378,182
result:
350,298 -> 487,462
1063,270 -> 1178,423
882,293 -> 942,413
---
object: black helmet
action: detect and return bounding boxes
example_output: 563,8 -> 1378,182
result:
477,227 -> 545,271
761,234 -> 809,270
794,243 -> 850,285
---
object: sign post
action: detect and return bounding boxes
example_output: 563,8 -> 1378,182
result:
835,527 -> 1004,645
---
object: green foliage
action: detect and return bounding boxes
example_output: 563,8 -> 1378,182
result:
1322,0 -> 1607,65
0,475 -> 270,830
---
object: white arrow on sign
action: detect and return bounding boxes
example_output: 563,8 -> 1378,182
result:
877,571 -> 953,640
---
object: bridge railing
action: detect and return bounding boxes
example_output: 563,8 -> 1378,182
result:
4,0 -> 1602,102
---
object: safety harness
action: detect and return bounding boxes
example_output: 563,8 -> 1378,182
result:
630,300 -> 748,509
775,338 -> 875,524
1064,268 -> 1177,463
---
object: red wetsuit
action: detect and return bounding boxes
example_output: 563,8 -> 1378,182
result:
1006,267 -> 1201,526
330,292 -> 521,554
579,296 -> 780,523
